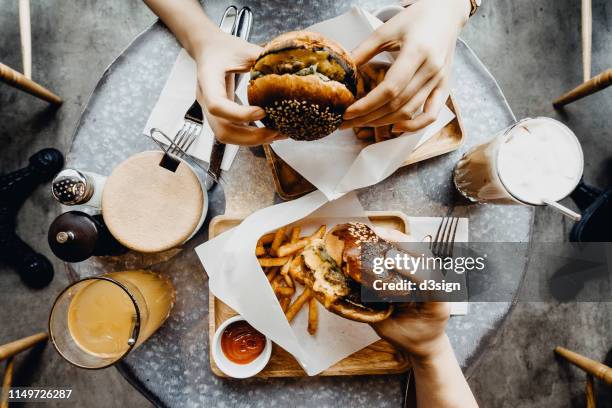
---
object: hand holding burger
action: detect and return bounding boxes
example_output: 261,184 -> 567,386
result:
342,0 -> 471,133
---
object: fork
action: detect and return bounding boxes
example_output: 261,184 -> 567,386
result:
168,101 -> 203,158
430,216 -> 460,259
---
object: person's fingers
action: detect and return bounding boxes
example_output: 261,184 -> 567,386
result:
391,83 -> 449,133
344,50 -> 425,120
366,75 -> 441,127
351,30 -> 389,67
198,64 -> 266,123
206,114 -> 280,146
341,67 -> 441,129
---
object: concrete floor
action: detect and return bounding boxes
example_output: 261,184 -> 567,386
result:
0,0 -> 610,407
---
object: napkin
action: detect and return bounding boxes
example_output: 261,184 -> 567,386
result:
235,7 -> 456,200
197,192 -> 469,375
142,49 -> 240,170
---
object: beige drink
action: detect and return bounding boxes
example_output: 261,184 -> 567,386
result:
454,117 -> 583,205
50,270 -> 175,368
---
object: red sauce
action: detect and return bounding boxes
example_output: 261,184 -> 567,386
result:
221,321 -> 266,364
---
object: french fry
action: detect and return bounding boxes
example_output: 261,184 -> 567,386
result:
275,286 -> 295,297
259,256 -> 291,267
308,298 -> 318,335
355,127 -> 374,140
285,288 -> 312,322
277,239 -> 308,257
374,125 -> 393,143
279,297 -> 291,312
255,245 -> 265,257
258,232 -> 275,246
288,256 -> 305,285
270,227 -> 287,256
271,273 -> 284,289
290,226 -> 301,243
376,67 -> 385,84
310,225 -> 326,240
266,267 -> 279,282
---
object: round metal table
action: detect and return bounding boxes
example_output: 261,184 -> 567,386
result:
65,1 -> 533,406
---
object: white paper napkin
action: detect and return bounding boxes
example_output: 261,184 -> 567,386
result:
235,7 -> 455,200
142,49 -> 240,170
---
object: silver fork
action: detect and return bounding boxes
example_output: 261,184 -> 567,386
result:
168,101 -> 202,158
430,216 -> 460,258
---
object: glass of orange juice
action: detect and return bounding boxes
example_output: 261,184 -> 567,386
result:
49,270 -> 175,369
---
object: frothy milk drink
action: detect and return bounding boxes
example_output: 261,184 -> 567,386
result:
454,117 -> 583,205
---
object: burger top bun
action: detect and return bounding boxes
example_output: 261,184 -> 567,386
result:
248,31 -> 357,141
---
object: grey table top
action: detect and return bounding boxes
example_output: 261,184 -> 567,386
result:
65,1 -> 533,407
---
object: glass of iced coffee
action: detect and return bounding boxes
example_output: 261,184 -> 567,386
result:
49,270 -> 175,369
453,117 -> 583,212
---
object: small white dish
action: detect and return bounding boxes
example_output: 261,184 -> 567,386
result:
212,315 -> 272,378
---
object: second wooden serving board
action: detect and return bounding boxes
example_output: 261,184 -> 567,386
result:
208,211 -> 412,377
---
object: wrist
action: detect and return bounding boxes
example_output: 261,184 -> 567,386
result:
407,334 -> 452,368
436,0 -> 471,28
186,21 -> 222,62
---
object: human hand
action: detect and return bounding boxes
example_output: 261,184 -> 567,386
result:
372,302 -> 450,362
194,31 -> 284,145
342,0 -> 470,132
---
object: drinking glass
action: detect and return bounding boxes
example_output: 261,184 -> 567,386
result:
453,117 -> 583,207
49,270 -> 175,369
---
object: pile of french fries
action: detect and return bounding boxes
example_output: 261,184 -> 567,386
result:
354,64 -> 397,143
256,224 -> 326,335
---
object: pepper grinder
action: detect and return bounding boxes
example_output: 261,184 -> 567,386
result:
0,148 -> 64,288
48,211 -> 127,262
52,168 -> 105,207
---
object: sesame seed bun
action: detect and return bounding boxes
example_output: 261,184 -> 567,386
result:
248,31 -> 357,141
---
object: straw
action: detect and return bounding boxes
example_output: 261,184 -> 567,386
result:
542,199 -> 582,221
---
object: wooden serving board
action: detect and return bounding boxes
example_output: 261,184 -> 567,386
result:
208,212 -> 412,377
264,95 -> 465,200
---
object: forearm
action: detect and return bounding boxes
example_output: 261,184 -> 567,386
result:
410,335 -> 478,408
143,0 -> 219,59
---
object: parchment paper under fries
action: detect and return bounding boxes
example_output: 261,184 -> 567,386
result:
235,7 -> 456,200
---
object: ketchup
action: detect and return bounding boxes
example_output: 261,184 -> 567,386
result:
221,321 -> 266,364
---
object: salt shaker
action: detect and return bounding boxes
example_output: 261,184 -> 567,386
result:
51,168 -> 106,207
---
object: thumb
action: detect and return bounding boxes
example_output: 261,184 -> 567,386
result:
351,30 -> 388,66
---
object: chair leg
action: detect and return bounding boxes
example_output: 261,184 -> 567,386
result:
0,332 -> 48,362
581,0 -> 592,83
585,374 -> 596,408
554,346 -> 612,385
553,69 -> 612,108
0,358 -> 14,408
0,63 -> 62,105
19,0 -> 32,79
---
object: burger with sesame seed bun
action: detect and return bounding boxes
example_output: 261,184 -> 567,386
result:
247,31 -> 358,141
299,222 -> 397,323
